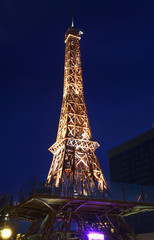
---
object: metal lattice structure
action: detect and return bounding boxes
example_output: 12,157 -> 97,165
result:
47,26 -> 109,198
1,23 -> 154,240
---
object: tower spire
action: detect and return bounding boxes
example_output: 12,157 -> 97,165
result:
72,7 -> 74,27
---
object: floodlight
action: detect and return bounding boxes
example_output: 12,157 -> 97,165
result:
87,232 -> 104,240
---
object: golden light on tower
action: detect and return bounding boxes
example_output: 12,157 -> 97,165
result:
47,24 -> 109,198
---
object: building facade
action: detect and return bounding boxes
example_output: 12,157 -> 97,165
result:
108,125 -> 154,235
108,126 -> 154,186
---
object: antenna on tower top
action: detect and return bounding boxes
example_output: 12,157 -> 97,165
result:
72,8 -> 74,27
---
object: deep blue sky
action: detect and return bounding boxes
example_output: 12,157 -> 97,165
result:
0,0 -> 154,194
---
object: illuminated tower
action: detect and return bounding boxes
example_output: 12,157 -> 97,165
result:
47,24 -> 109,198
1,21 -> 152,240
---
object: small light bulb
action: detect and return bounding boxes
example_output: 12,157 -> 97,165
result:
1,227 -> 12,239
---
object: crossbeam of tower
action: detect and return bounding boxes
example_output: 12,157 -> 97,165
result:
47,25 -> 109,199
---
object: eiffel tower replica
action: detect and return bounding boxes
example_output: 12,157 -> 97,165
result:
1,18 -> 154,240
46,21 -> 109,199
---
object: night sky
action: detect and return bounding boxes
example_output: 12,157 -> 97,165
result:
0,0 -> 154,194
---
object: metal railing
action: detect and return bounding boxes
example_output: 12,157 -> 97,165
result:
0,192 -> 19,209
19,178 -> 154,204
110,182 -> 154,203
1,178 -> 154,210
